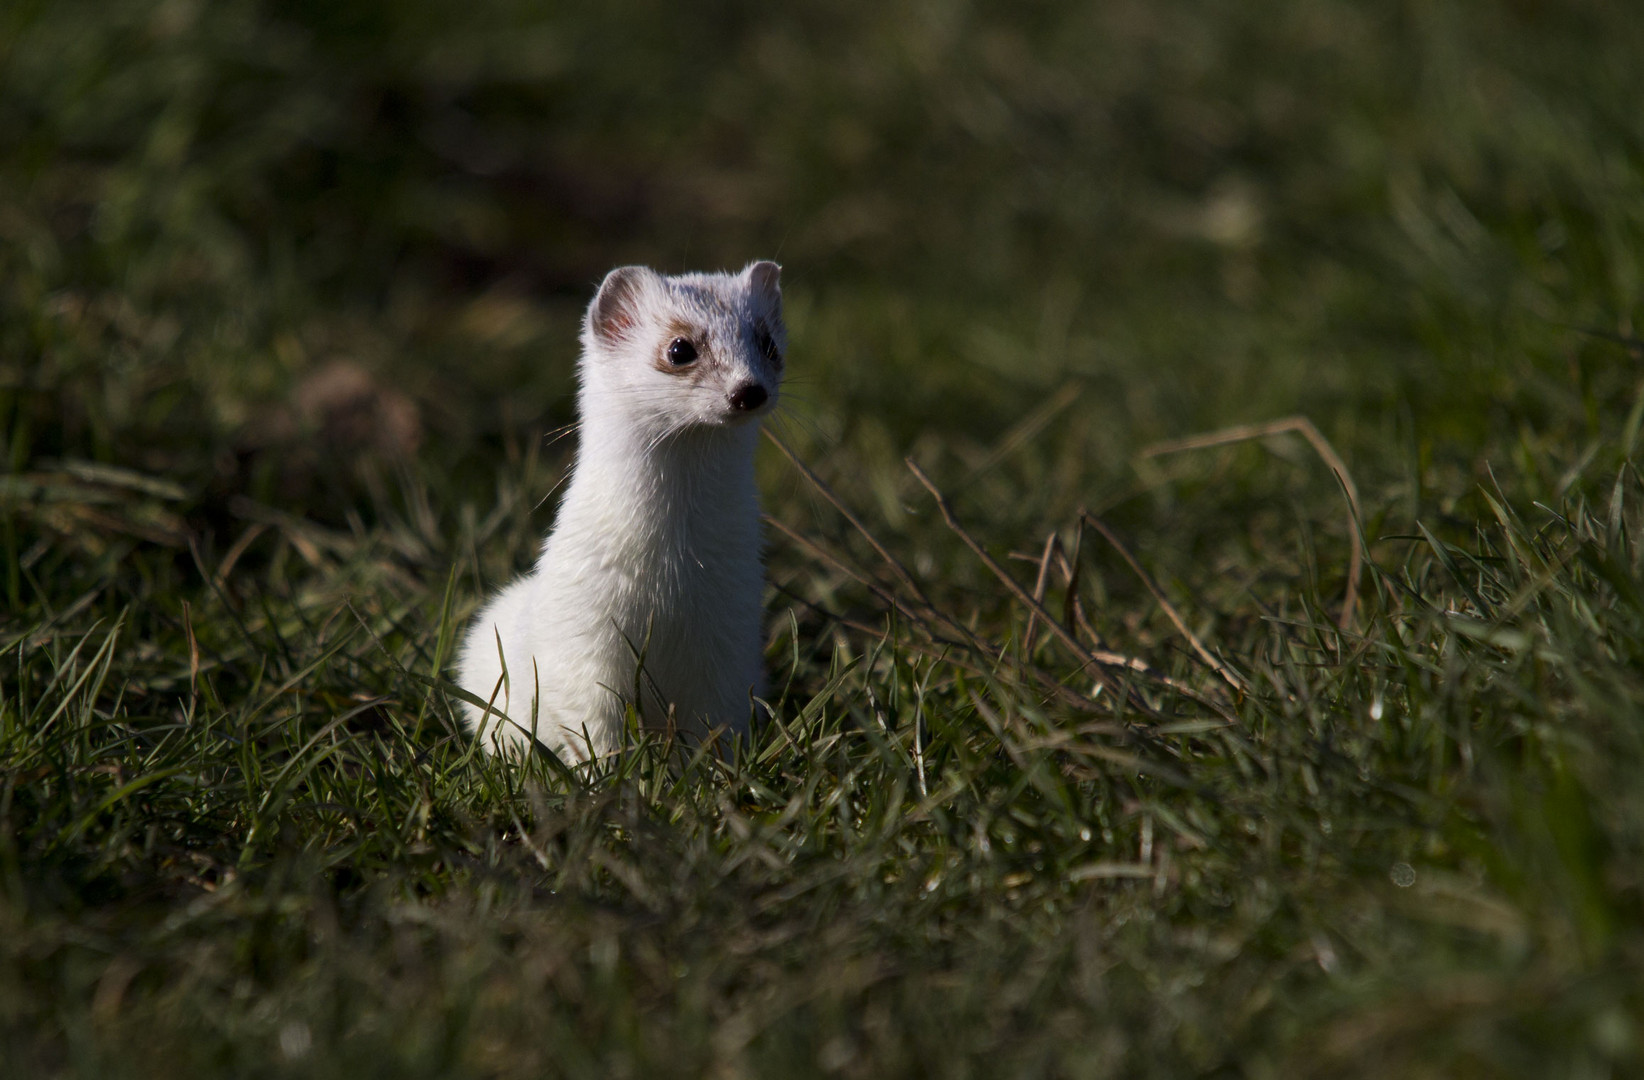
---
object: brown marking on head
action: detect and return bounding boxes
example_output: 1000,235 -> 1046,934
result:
654,318 -> 711,378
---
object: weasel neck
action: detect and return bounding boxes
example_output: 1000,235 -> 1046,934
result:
553,417 -> 762,548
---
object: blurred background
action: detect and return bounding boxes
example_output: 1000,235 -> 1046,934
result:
7,4 -> 1644,1074
6,0 -> 1642,554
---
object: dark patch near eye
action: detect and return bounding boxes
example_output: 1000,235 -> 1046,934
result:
755,323 -> 783,369
666,337 -> 698,366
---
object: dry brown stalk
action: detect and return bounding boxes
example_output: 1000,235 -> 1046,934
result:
1077,512 -> 1248,694
763,514 -> 914,621
763,434 -> 1017,675
1033,524 -> 1228,709
215,522 -> 268,586
764,431 -> 938,612
906,458 -> 1128,698
765,435 -> 1232,722
1054,537 -> 1088,639
964,381 -> 1083,479
971,536 -> 1230,713
1021,531 -> 1062,657
1141,416 -> 1363,629
769,581 -> 1114,716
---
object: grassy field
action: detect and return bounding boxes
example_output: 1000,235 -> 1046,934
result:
5,0 -> 1644,1075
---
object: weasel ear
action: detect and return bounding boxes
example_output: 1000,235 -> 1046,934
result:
589,266 -> 652,345
745,260 -> 782,303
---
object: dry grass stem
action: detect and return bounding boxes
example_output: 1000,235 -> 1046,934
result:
1078,512 -> 1249,694
964,381 -> 1083,479
765,433 -> 1021,678
1021,531 -> 1063,657
765,430 -> 939,613
906,458 -> 1131,701
1142,416 -> 1363,629
763,513 -> 916,621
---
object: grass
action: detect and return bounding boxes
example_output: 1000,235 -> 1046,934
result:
4,0 -> 1644,1075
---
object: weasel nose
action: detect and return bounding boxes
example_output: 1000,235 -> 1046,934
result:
729,383 -> 768,412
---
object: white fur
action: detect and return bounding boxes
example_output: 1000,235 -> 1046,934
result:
456,262 -> 786,760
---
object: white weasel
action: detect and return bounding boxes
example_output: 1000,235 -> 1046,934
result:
456,261 -> 786,759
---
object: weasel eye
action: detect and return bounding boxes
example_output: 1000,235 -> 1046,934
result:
665,338 -> 698,366
756,327 -> 783,368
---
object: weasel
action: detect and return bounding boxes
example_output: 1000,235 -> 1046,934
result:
456,261 -> 786,759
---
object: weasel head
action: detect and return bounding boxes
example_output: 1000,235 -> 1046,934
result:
578,261 -> 786,442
